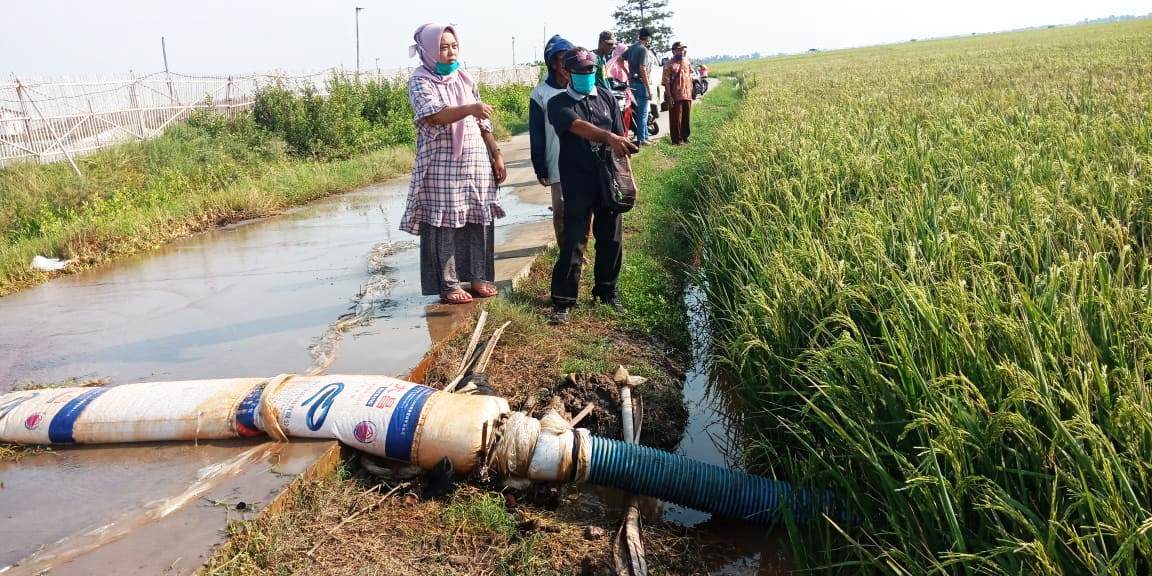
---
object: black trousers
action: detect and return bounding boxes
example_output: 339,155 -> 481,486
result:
550,194 -> 623,307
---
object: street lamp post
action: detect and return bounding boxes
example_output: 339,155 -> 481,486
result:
355,6 -> 364,77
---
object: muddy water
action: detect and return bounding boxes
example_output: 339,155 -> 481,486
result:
0,170 -> 549,573
572,283 -> 786,574
662,285 -> 789,574
0,180 -> 547,390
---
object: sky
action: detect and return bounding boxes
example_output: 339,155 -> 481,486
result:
1,0 -> 1148,77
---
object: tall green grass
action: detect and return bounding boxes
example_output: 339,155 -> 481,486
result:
696,21 -> 1152,574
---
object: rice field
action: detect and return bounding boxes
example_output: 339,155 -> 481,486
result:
697,20 -> 1152,574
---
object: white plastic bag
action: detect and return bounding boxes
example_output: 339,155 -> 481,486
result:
31,256 -> 73,271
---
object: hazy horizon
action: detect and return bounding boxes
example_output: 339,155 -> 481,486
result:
2,1 -> 1148,78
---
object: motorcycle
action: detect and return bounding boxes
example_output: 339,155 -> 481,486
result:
608,78 -> 660,139
691,69 -> 709,99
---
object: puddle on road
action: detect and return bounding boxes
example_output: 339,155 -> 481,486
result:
0,175 -> 553,574
0,183 -> 547,391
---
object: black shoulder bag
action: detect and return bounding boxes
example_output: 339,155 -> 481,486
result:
593,144 -> 638,214
577,91 -> 638,214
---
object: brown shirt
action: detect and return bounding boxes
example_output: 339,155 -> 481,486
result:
662,57 -> 694,102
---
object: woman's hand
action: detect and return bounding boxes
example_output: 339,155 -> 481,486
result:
471,102 -> 495,120
491,153 -> 507,184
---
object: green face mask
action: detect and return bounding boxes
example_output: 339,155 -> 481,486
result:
435,61 -> 460,75
570,72 -> 596,95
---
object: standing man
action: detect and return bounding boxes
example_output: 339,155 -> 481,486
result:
594,31 -> 617,90
662,41 -> 694,145
546,48 -> 639,324
530,34 -> 574,246
623,27 -> 654,146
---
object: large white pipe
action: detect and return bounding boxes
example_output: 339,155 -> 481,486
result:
0,375 -> 509,474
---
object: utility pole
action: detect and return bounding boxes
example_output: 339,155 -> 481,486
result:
511,36 -> 516,66
355,6 -> 364,78
375,57 -> 380,75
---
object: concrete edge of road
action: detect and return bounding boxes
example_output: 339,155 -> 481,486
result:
259,442 -> 344,517
506,240 -> 556,293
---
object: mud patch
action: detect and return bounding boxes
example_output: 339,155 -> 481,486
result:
307,239 -> 417,374
554,373 -> 622,437
421,316 -> 688,452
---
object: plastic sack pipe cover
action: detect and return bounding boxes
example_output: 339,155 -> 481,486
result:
0,375 -> 510,476
0,379 -> 265,445
260,375 -> 509,474
410,390 -> 510,472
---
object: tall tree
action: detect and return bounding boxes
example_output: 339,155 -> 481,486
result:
612,0 -> 674,54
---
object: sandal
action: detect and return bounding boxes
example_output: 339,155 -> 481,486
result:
440,287 -> 474,305
470,282 -> 499,298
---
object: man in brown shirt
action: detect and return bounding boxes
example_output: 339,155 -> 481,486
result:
662,41 -> 694,145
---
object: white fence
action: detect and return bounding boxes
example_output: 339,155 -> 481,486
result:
0,66 -> 540,174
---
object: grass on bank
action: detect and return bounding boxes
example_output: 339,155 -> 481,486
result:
0,77 -> 532,297
202,461 -> 709,576
699,20 -> 1152,575
203,81 -> 742,575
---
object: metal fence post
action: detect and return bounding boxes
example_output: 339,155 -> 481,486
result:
88,99 -> 100,145
14,79 -> 39,164
129,71 -> 146,139
225,75 -> 233,117
25,90 -> 82,177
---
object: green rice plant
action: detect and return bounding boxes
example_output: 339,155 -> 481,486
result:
695,20 -> 1152,575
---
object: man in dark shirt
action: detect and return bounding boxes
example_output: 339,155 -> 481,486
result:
622,27 -> 654,145
546,48 -> 639,324
594,31 -> 616,90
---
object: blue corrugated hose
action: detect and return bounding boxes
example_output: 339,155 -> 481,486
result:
587,435 -> 834,524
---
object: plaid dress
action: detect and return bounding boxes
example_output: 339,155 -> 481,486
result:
400,74 -> 505,235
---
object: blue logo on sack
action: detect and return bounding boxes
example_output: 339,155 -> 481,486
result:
301,382 -> 344,431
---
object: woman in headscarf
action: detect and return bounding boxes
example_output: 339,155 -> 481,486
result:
402,23 -> 507,304
605,43 -> 630,84
605,43 -> 633,138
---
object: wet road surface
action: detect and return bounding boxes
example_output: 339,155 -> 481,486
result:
0,132 -> 553,574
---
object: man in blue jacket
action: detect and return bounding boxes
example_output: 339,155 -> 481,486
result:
529,35 -> 574,245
